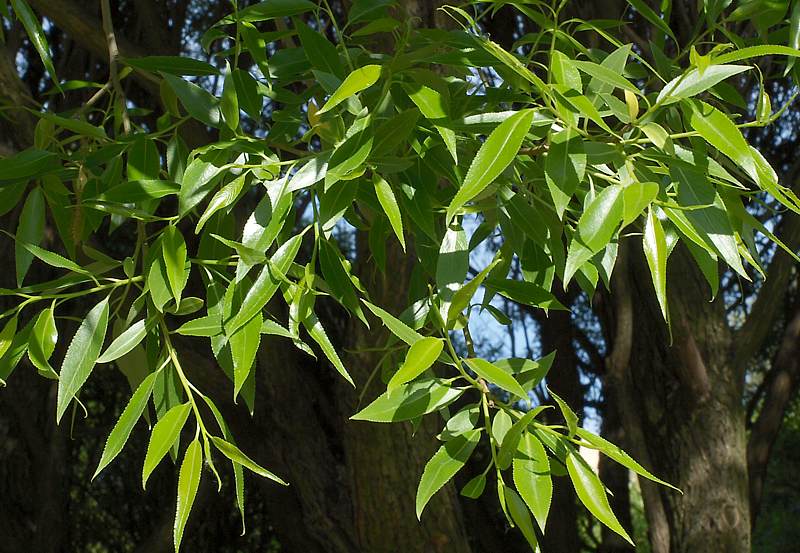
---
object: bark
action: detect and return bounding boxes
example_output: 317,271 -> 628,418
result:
608,242 -> 751,553
537,297 -> 583,553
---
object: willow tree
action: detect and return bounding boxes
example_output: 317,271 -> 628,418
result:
0,0 -> 799,552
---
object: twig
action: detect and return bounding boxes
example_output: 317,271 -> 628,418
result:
100,0 -> 131,134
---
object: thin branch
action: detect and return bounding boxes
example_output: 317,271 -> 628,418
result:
747,302 -> 800,525
101,0 -> 131,134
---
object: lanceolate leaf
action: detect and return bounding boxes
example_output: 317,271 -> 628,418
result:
372,174 -> 405,250
211,436 -> 288,485
643,208 -> 669,322
464,358 -> 528,399
56,296 -> 110,422
352,379 -> 463,422
16,186 -> 46,287
363,301 -> 425,345
416,429 -> 480,519
446,109 -> 534,222
97,319 -> 148,364
94,370 -> 159,478
575,428 -> 678,490
162,73 -> 221,127
656,65 -> 750,104
387,337 -> 444,391
10,0 -> 59,87
142,402 -> 192,488
162,225 -> 188,303
303,312 -> 354,386
513,432 -> 553,531
505,487 -> 539,551
226,232 -> 304,333
174,439 -> 203,552
567,446 -> 632,544
317,64 -> 382,114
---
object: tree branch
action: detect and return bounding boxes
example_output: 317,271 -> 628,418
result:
733,159 -> 800,366
746,302 -> 800,525
604,242 -> 671,553
26,0 -> 159,94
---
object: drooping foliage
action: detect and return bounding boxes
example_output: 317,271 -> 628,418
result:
1,0 -> 800,550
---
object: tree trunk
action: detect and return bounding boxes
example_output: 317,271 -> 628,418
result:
612,243 -> 751,553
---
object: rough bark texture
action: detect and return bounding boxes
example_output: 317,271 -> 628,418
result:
614,244 -> 751,553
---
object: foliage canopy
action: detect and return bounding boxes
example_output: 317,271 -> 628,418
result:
2,0 -> 800,550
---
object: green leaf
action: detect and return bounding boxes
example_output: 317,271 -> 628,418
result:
446,109 -> 534,222
237,179 -> 292,280
124,56 -> 218,76
0,316 -> 17,359
211,436 -> 288,485
0,148 -> 58,181
387,337 -> 444,391
363,301 -> 425,345
505,487 -> 539,551
513,432 -> 552,530
551,50 -> 582,90
573,59 -> 640,94
624,0 -> 677,42
0,318 -> 33,383
230,309 -> 262,400
16,186 -> 46,286
226,232 -> 304,333
101,180 -> 179,203
550,389 -> 578,436
98,319 -> 148,364
317,64 -> 382,114
372,174 -> 405,250
196,174 -> 247,232
296,18 -> 343,77
643,208 -> 669,322
656,65 -> 750,104
56,297 -> 110,422
176,315 -> 222,337
42,113 -> 107,141
232,69 -> 262,119
464,358 -> 528,399
28,308 -> 57,378
303,312 -> 354,386
142,402 -> 192,488
416,429 -> 480,519
219,0 -> 316,23
713,45 -> 800,64
436,225 -> 469,320
689,101 -> 755,178
485,279 -> 567,311
162,73 -> 221,128
461,474 -> 487,499
577,185 -> 624,252
22,242 -> 87,276
352,378 -> 463,422
174,439 -> 203,552
622,181 -> 659,226
93,370 -> 159,478
221,65 -> 240,130
162,226 -> 188,303
545,129 -> 586,218
447,258 -> 500,326
497,410 -> 538,470
178,151 -> 227,216
10,0 -> 59,87
671,161 -> 747,278
575,428 -> 678,491
567,446 -> 633,544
